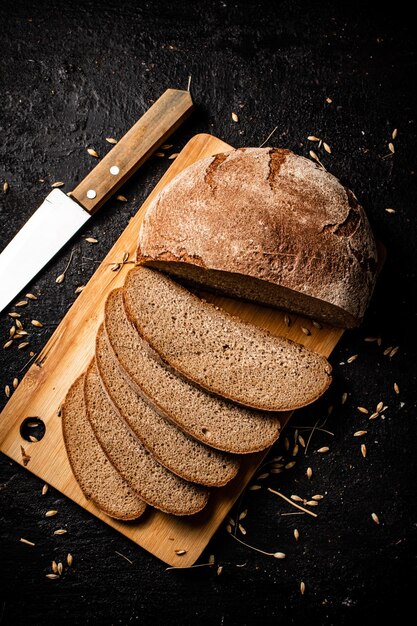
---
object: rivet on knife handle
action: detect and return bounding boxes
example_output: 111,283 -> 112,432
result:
71,88 -> 194,214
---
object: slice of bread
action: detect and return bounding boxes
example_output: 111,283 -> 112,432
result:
84,360 -> 209,516
124,267 -> 332,412
95,323 -> 239,487
61,375 -> 146,521
104,288 -> 282,454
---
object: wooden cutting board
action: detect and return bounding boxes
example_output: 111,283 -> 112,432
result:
0,134 -> 344,567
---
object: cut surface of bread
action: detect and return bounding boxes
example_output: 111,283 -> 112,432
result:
95,323 -> 239,487
105,288 -> 282,453
124,267 -> 332,412
137,147 -> 378,328
84,361 -> 209,516
61,375 -> 146,521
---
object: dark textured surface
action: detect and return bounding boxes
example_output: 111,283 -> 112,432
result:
0,1 -> 416,624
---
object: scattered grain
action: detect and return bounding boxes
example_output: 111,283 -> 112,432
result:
155,152 -> 165,157
292,444 -> 299,457
347,354 -> 358,363
54,529 -> 67,535
46,574 -> 59,580
300,581 -> 306,595
357,407 -> 369,414
15,300 -> 28,307
55,274 -> 65,284
285,461 -> 296,469
20,538 -> 35,546
116,195 -> 128,202
67,553 -> 73,566
284,314 -> 291,327
361,443 -> 367,458
217,565 -> 223,575
385,208 -> 396,214
249,485 -> 261,491
238,524 -> 247,535
8,312 -> 21,318
42,484 -> 49,496
294,529 -> 299,541
3,181 -> 9,193
5,385 -> 10,398
17,342 -> 29,349
168,153 -> 179,159
12,377 -> 19,389
298,435 -> 306,448
161,144 -> 173,150
312,320 -> 322,329
31,320 -> 43,328
231,112 -> 239,122
87,148 -> 99,158
371,513 -> 380,525
388,142 -> 395,153
394,382 -> 400,394
392,128 -> 398,140
323,142 -> 332,153
45,510 -> 58,518
274,552 -> 286,559
306,501 -> 319,507
389,346 -> 399,358
15,319 -> 23,328
74,285 -> 85,294
256,472 -> 269,481
239,510 -> 247,521
354,430 -> 367,437
106,137 -> 118,144
312,495 -> 324,501
175,550 -> 187,556
291,495 -> 303,502
51,181 -> 64,188
307,136 -> 320,141
52,560 -> 58,573
306,467 -> 313,479
57,562 -> 63,575
284,437 -> 290,451
341,392 -> 348,405
301,327 -> 311,336
29,435 -> 38,443
317,447 -> 329,453
85,237 -> 98,244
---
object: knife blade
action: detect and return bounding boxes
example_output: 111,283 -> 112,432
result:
0,88 -> 193,313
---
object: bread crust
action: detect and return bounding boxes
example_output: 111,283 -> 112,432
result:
137,147 -> 378,326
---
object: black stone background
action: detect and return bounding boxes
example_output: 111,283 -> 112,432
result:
0,1 -> 416,624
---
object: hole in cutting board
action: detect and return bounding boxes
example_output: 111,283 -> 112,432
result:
20,417 -> 46,443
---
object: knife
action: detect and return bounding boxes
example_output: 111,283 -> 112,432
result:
0,88 -> 193,313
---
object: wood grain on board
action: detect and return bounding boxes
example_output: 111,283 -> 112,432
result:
0,134 -> 344,567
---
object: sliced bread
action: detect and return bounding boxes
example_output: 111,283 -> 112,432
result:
84,360 -> 209,516
124,267 -> 332,412
137,147 -> 378,328
61,375 -> 146,521
95,323 -> 239,487
104,288 -> 281,454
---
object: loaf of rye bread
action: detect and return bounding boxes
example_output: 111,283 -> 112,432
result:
104,288 -> 282,454
137,147 -> 378,328
84,360 -> 209,516
61,375 -> 146,520
124,267 -> 332,412
95,324 -> 240,487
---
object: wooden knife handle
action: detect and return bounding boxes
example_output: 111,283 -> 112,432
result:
71,89 -> 194,214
